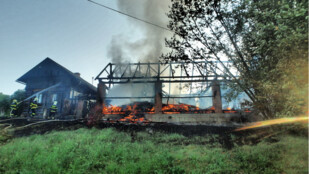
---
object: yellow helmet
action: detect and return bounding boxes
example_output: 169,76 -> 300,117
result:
34,97 -> 38,102
13,99 -> 17,103
53,101 -> 57,105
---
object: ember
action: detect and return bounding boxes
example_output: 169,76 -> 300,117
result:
223,107 -> 237,113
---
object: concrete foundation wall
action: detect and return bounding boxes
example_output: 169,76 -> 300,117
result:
145,113 -> 243,126
103,113 -> 245,126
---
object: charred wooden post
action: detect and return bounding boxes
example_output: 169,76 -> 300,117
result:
97,80 -> 107,107
154,80 -> 162,114
212,80 -> 222,113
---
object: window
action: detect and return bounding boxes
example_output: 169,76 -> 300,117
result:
70,90 -> 74,99
70,89 -> 81,99
38,94 -> 43,103
52,94 -> 57,102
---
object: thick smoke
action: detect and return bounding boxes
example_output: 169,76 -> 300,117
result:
108,37 -> 126,63
106,0 -> 193,106
108,0 -> 172,63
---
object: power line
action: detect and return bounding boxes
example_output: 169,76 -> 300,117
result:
87,0 -> 171,32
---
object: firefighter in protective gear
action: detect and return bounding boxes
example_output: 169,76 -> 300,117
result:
10,99 -> 18,117
30,98 -> 38,117
49,101 -> 58,119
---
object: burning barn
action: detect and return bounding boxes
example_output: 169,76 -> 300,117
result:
95,61 -> 250,125
16,58 -> 96,118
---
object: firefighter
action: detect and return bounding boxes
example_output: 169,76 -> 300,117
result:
49,101 -> 58,119
30,98 -> 38,117
10,99 -> 18,117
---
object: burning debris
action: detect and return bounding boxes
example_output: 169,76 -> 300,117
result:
103,102 -> 154,115
118,114 -> 147,124
100,102 -> 242,123
102,102 -> 204,115
99,102 -> 249,126
101,102 -> 201,123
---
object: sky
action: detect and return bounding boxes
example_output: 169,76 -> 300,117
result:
0,0 -> 169,95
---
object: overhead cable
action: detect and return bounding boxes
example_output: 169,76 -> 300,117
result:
87,0 -> 172,32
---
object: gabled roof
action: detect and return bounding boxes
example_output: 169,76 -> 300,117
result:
16,57 -> 96,93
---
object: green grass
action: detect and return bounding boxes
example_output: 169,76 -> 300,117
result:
0,128 -> 307,174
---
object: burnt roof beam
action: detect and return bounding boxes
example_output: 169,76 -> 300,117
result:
96,61 -> 235,84
95,63 -> 110,80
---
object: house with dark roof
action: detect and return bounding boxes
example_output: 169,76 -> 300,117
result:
16,57 -> 97,118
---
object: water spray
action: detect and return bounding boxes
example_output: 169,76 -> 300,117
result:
234,116 -> 308,131
16,83 -> 61,106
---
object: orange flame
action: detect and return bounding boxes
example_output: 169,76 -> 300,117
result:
102,103 -> 202,115
162,104 -> 197,113
234,116 -> 308,131
102,105 -> 124,114
118,115 -> 147,123
102,103 -> 242,124
162,104 -> 202,114
223,107 -> 237,113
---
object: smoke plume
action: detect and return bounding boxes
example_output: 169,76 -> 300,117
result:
108,0 -> 172,63
106,0 -> 184,106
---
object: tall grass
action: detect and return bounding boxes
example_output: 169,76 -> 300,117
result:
0,128 -> 307,173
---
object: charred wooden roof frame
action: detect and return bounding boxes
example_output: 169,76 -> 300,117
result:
96,61 -> 235,101
96,61 -> 235,113
95,61 -> 236,86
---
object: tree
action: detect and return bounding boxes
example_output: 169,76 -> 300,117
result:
11,89 -> 26,102
163,0 -> 308,118
0,93 -> 10,116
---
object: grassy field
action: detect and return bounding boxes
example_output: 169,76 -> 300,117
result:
0,128 -> 307,174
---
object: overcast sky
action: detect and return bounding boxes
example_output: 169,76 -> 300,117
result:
0,0 -> 169,95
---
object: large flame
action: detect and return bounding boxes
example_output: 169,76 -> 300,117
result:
102,103 -> 203,115
103,104 -> 154,114
102,103 -> 202,123
234,116 -> 308,131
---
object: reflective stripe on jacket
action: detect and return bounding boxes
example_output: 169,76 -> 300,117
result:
11,102 -> 17,110
30,102 -> 38,109
50,105 -> 57,112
